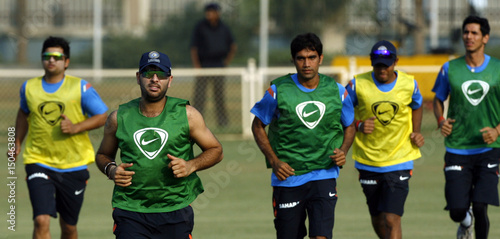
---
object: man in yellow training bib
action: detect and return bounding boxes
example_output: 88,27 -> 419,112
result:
10,36 -> 108,239
345,40 -> 425,239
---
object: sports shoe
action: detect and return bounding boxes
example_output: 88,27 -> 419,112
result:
456,208 -> 474,239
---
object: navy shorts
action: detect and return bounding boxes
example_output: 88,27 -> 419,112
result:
25,163 -> 89,225
113,206 -> 194,239
272,178 -> 338,239
358,169 -> 411,217
444,148 -> 500,210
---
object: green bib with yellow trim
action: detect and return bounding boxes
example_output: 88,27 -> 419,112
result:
352,71 -> 421,167
23,76 -> 95,169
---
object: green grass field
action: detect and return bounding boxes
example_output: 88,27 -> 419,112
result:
2,132 -> 500,238
1,78 -> 500,238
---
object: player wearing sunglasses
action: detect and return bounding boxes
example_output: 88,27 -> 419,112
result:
9,36 -> 108,239
345,40 -> 424,239
95,51 -> 223,239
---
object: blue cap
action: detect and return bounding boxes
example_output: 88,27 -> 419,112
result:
370,40 -> 397,66
205,2 -> 220,11
139,51 -> 172,73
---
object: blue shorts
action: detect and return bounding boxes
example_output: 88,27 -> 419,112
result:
444,148 -> 500,210
272,178 -> 338,239
25,164 -> 89,225
358,169 -> 411,217
113,206 -> 194,239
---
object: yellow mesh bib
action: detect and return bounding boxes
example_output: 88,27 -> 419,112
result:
352,71 -> 421,167
24,76 -> 95,169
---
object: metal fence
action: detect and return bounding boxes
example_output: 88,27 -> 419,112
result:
0,60 -> 444,145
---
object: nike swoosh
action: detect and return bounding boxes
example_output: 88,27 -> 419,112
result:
329,192 -> 336,197
378,110 -> 390,115
75,189 -> 84,195
488,164 -> 498,168
303,110 -> 318,118
467,88 -> 482,94
141,138 -> 159,145
44,109 -> 56,115
399,176 -> 409,181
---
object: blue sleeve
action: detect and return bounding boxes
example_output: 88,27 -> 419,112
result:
80,80 -> 108,117
345,78 -> 358,107
409,80 -> 423,110
432,62 -> 450,102
20,81 -> 29,113
338,83 -> 355,127
250,84 -> 278,125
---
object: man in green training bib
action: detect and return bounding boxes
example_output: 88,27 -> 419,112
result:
432,16 -> 500,239
251,33 -> 355,239
95,51 -> 223,239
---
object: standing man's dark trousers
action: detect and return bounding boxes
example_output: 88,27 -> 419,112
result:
194,75 -> 228,126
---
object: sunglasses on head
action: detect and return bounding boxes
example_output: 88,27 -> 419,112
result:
141,70 -> 170,79
370,49 -> 395,59
42,52 -> 66,61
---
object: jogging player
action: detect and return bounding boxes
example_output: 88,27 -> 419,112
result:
346,40 -> 424,239
95,50 -> 223,239
432,15 -> 500,239
251,33 -> 355,239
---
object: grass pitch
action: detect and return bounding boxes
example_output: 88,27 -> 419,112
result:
2,133 -> 500,238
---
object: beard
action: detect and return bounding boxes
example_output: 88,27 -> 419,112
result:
140,86 -> 168,103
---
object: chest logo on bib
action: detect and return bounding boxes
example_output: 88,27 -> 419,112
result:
38,101 -> 65,126
461,80 -> 489,106
295,101 -> 326,129
133,128 -> 168,159
371,101 -> 399,126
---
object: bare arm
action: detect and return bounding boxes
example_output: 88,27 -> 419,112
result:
190,47 -> 201,68
9,109 -> 29,161
251,116 -> 294,180
60,112 -> 108,135
330,122 -> 355,167
410,106 -> 425,147
224,43 -> 237,66
95,111 -> 135,187
433,96 -> 455,137
168,105 -> 223,178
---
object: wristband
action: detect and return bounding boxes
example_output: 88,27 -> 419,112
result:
104,162 -> 116,177
437,116 -> 445,128
355,120 -> 363,131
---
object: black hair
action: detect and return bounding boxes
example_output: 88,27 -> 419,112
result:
42,36 -> 70,58
290,33 -> 323,59
462,15 -> 490,36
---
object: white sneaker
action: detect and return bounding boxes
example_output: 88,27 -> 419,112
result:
457,208 -> 474,239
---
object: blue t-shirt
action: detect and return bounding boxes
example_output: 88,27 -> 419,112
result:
251,74 -> 355,187
432,54 -> 492,155
346,71 -> 423,173
20,76 -> 108,172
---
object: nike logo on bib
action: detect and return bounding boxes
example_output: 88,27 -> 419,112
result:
462,80 -> 489,106
134,128 -> 168,160
296,101 -> 326,129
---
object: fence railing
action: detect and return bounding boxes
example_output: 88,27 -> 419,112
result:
0,59 -> 443,138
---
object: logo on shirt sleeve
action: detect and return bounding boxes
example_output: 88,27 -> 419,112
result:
295,101 -> 326,129
133,128 -> 168,159
462,80 -> 489,106
38,101 -> 65,126
371,101 -> 399,126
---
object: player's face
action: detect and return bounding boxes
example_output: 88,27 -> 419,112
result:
136,66 -> 172,102
293,48 -> 323,83
373,59 -> 398,84
42,47 -> 69,77
463,23 -> 489,54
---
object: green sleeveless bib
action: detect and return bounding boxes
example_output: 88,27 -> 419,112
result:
113,97 -> 203,212
447,57 -> 500,148
268,74 -> 344,175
